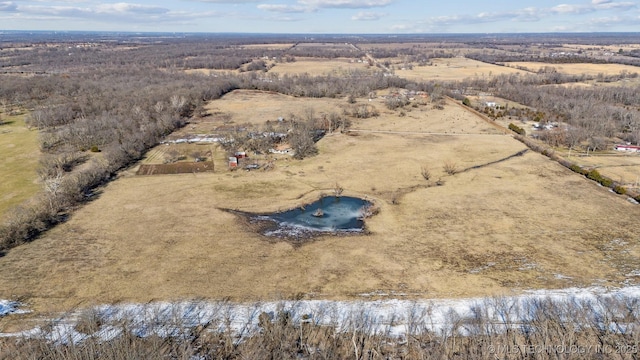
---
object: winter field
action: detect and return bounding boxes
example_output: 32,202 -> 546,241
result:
1,92 -> 639,322
1,35 -> 640,357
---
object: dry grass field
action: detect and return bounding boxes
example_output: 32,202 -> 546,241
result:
562,152 -> 640,192
184,68 -> 241,76
395,57 -> 530,82
0,112 -> 41,217
460,95 -> 640,192
561,43 -> 640,53
506,61 -> 640,77
1,91 -> 639,324
203,89 -> 350,126
240,43 -> 294,50
268,57 -> 372,76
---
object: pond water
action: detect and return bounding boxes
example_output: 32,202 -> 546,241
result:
255,196 -> 371,237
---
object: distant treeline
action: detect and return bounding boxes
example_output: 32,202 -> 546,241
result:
466,52 -> 640,67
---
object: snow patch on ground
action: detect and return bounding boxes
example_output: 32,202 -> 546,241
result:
2,286 -> 640,344
0,300 -> 28,317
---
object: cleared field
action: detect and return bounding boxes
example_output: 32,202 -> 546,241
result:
562,152 -> 640,191
358,42 -> 446,51
137,162 -> 215,175
507,62 -> 640,76
0,113 -> 41,217
0,92 -> 638,319
458,95 -> 640,193
204,89 -> 350,126
395,57 -> 529,82
268,57 -> 372,76
561,44 -> 640,53
240,43 -> 294,50
184,68 -> 240,76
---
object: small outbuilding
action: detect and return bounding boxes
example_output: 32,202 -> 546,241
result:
614,144 -> 640,153
228,157 -> 238,168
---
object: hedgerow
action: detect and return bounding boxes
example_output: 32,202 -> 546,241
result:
508,123 -> 526,135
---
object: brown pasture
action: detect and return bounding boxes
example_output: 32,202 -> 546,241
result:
560,43 -> 640,53
268,57 -> 372,76
395,57 -> 530,82
0,113 -> 41,217
203,89 -> 350,126
0,92 -> 639,322
184,68 -> 241,76
506,61 -> 640,77
240,43 -> 295,50
562,152 -> 640,192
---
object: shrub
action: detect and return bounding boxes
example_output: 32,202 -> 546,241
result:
569,164 -> 588,175
443,161 -> 458,175
613,185 -> 627,195
586,169 -> 615,188
90,145 -> 100,153
586,169 -> 602,182
600,177 -> 613,188
462,97 -> 471,106
508,123 -> 526,135
420,166 -> 431,181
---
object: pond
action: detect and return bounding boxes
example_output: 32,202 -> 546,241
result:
254,196 -> 372,238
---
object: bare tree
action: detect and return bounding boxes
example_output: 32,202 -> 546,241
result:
289,119 -> 318,160
333,182 -> 344,197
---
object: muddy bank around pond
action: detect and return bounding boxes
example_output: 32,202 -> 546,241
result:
225,195 -> 376,244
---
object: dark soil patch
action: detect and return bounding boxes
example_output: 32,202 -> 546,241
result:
137,162 -> 215,175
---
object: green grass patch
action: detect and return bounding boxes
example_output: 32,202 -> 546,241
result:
0,113 -> 41,217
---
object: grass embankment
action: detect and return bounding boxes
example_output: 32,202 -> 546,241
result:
0,113 -> 40,217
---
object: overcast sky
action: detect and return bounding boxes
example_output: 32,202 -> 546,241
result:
1,0 -> 639,33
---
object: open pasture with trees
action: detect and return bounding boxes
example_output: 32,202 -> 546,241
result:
1,90 -> 639,318
1,32 -> 640,356
268,57 -> 373,76
0,110 -> 41,217
507,61 -> 640,77
394,57 -> 530,81
559,152 -> 640,193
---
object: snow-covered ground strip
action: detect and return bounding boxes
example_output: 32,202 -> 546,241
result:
0,300 -> 28,317
2,286 -> 640,344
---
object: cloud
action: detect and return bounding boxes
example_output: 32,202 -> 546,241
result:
95,3 -> 169,15
257,4 -> 310,13
584,14 -> 640,27
2,1 -> 225,25
0,1 -> 17,12
188,0 -> 259,2
256,0 -> 393,16
297,0 -> 394,9
403,1 -> 638,32
551,1 -> 635,14
596,1 -> 636,10
20,3 -> 171,20
551,4 -> 592,14
351,11 -> 385,20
